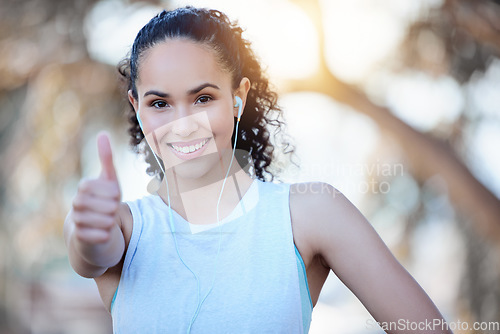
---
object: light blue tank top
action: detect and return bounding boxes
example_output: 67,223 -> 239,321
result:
111,179 -> 312,333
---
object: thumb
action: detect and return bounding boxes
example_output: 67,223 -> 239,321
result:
97,132 -> 118,181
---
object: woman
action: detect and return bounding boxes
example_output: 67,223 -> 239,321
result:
64,6 -> 452,333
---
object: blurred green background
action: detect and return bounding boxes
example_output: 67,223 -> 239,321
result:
1,0 -> 500,333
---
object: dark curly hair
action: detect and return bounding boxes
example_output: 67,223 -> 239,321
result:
118,6 -> 293,181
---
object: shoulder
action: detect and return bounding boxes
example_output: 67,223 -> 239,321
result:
289,182 -> 371,263
117,194 -> 160,244
118,202 -> 133,249
118,194 -> 166,245
289,182 -> 338,260
289,181 -> 346,230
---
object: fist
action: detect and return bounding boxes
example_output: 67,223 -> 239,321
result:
72,132 -> 121,244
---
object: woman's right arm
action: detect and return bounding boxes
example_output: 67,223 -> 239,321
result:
64,133 -> 125,278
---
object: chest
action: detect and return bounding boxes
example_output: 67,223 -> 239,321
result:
112,205 -> 305,333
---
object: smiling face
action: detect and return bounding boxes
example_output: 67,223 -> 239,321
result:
129,39 -> 249,180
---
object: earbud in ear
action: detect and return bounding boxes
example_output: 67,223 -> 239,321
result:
234,96 -> 241,108
234,96 -> 243,122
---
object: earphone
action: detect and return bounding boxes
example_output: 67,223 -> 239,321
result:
136,97 -> 242,333
234,96 -> 243,121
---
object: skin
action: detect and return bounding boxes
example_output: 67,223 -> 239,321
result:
64,39 -> 452,333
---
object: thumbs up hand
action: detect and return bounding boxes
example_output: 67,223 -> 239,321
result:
71,132 -> 122,245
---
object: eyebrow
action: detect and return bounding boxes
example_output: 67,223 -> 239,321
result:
144,90 -> 169,98
188,83 -> 220,95
143,83 -> 220,98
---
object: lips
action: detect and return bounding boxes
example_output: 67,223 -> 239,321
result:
167,138 -> 211,160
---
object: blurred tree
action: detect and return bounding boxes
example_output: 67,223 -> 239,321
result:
0,0 -> 120,332
288,0 -> 500,327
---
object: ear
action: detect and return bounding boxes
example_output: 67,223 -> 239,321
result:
128,90 -> 139,112
234,77 -> 251,117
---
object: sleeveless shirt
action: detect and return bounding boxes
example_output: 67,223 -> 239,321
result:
111,179 -> 312,333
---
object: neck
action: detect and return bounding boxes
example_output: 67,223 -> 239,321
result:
157,150 -> 254,225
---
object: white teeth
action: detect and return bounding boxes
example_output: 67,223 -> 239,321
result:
171,139 -> 208,154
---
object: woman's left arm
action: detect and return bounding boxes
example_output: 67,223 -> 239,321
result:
296,182 -> 453,334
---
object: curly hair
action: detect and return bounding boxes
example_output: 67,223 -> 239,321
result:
118,6 -> 293,181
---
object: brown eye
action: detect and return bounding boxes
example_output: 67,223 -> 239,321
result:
196,95 -> 212,104
152,100 -> 169,109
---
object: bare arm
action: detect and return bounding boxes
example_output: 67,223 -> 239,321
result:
297,182 -> 453,334
64,133 -> 125,278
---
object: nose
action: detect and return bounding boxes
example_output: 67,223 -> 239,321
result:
170,113 -> 199,138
